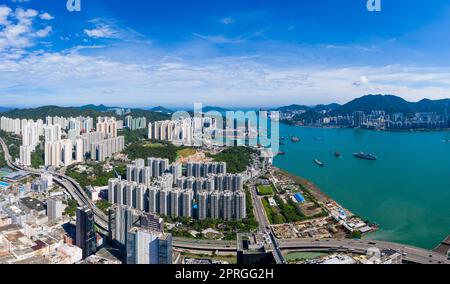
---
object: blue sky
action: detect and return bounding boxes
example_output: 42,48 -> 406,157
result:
1,0 -> 450,108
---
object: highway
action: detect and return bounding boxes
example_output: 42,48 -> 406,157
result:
279,238 -> 450,264
249,180 -> 270,232
248,178 -> 285,263
173,238 -> 236,252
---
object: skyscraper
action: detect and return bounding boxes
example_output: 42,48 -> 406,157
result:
148,186 -> 159,214
181,190 -> 193,218
353,111 -> 365,128
126,227 -> 173,264
197,191 -> 208,220
75,138 -> 84,163
19,145 -> 33,166
135,184 -> 147,211
76,206 -> 97,258
47,198 -> 62,221
169,189 -> 181,218
159,189 -> 169,216
222,191 -> 233,221
209,191 -> 220,219
234,191 -> 246,220
108,205 -> 140,250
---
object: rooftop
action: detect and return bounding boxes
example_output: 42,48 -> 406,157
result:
20,197 -> 46,212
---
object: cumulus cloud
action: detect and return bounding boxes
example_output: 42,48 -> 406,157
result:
0,6 -> 12,26
0,5 -> 53,55
39,12 -> 54,21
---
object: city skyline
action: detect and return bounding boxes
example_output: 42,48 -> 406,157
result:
1,1 -> 450,107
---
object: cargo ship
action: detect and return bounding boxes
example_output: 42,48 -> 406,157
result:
353,152 -> 377,161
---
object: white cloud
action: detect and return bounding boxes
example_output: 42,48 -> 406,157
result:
353,75 -> 370,86
39,12 -> 54,21
0,5 -> 52,55
0,6 -> 12,26
84,25 -> 117,39
1,47 -> 450,107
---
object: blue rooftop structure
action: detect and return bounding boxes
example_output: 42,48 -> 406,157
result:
294,193 -> 306,203
0,181 -> 10,188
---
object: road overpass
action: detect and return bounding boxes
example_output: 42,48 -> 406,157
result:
279,238 -> 450,264
172,238 -> 236,252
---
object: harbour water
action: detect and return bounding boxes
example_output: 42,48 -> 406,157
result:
274,123 -> 450,249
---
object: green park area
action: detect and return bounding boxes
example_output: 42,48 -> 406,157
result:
124,140 -> 183,163
262,195 -> 326,225
284,252 -> 328,263
208,146 -> 255,174
119,128 -> 147,145
257,185 -> 275,196
66,164 -> 117,188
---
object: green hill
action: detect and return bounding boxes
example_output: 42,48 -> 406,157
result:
4,106 -> 116,120
276,104 -> 311,112
331,95 -> 415,115
3,105 -> 171,122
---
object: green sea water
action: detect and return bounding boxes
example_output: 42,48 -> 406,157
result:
274,123 -> 450,249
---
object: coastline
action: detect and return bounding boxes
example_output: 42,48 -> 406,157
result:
280,120 -> 450,133
272,166 -> 378,230
274,167 -> 333,204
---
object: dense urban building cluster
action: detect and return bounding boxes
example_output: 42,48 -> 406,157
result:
108,205 -> 172,264
350,111 -> 450,130
1,115 -> 125,167
283,109 -> 450,130
148,115 -> 259,147
125,115 -> 147,130
108,159 -> 246,221
0,169 -> 88,264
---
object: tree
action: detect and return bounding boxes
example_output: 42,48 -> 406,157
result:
349,230 -> 362,239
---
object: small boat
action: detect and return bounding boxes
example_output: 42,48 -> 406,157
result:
277,151 -> 286,156
291,137 -> 301,143
314,159 -> 325,166
280,142 -> 286,146
334,151 -> 342,158
353,152 -> 377,161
